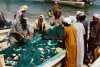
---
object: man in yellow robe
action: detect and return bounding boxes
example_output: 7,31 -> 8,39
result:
62,17 -> 77,67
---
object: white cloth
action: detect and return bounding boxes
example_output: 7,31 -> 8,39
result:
69,16 -> 77,24
80,12 -> 85,16
63,17 -> 72,24
93,13 -> 100,19
20,5 -> 28,11
73,22 -> 85,67
77,11 -> 82,15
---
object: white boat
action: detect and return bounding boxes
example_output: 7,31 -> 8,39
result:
0,28 -> 10,42
51,0 -> 86,8
0,28 -> 10,50
0,28 -> 10,34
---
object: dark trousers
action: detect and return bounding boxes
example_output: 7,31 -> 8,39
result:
88,37 -> 97,63
83,34 -> 89,64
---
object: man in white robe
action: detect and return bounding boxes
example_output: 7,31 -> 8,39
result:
73,12 -> 85,67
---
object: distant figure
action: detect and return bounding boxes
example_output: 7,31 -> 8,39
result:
73,12 -> 85,67
62,17 -> 77,67
9,5 -> 33,45
33,15 -> 48,32
0,12 -> 12,28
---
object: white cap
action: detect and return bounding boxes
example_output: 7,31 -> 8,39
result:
69,16 -> 77,23
76,11 -> 82,15
80,12 -> 85,16
55,1 -> 57,4
20,5 -> 28,11
93,13 -> 100,19
63,17 -> 72,24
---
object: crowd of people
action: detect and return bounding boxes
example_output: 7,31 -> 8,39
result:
0,2 -> 100,67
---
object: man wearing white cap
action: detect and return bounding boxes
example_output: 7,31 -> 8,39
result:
62,17 -> 77,67
88,13 -> 100,62
76,11 -> 82,21
78,12 -> 89,65
73,12 -> 85,67
9,5 -> 33,45
14,5 -> 28,23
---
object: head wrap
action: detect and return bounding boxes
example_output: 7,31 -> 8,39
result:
39,15 -> 45,20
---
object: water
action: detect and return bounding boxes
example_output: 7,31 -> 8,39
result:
0,0 -> 100,23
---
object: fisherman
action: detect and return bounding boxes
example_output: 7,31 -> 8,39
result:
88,13 -> 100,62
14,5 -> 28,24
33,15 -> 48,33
50,9 -> 64,27
50,8 -> 64,38
78,12 -> 89,65
9,5 -> 33,45
94,15 -> 100,60
62,17 -> 77,67
73,12 -> 85,67
0,12 -> 12,28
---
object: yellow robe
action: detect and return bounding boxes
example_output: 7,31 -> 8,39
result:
63,26 -> 77,67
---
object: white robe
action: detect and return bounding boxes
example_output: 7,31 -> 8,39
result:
73,22 -> 85,67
